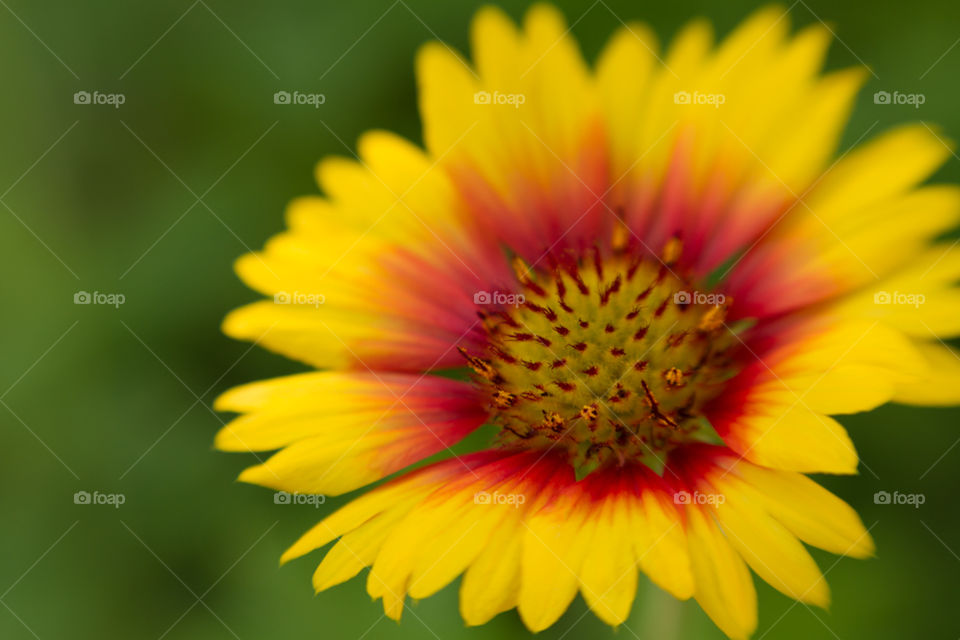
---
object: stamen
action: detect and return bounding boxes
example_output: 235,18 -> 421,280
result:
512,256 -> 546,296
698,300 -> 731,332
541,411 -> 564,430
579,404 -> 599,421
662,237 -> 683,265
664,367 -> 685,387
599,275 -> 622,306
591,246 -> 604,280
492,389 -> 516,409
641,380 -> 679,430
457,347 -> 497,380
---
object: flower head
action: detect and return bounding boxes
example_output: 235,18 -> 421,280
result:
217,5 -> 960,638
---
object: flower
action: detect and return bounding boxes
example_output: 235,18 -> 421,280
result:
216,4 -> 960,638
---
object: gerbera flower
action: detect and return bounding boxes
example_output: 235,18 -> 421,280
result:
216,4 -> 960,638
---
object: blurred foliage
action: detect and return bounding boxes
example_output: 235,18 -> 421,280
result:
1,0 -> 958,638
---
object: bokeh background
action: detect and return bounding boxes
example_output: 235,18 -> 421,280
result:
2,0 -> 959,638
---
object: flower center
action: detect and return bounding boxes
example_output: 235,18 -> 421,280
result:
461,241 -> 743,478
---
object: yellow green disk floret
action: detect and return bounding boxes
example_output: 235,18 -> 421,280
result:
460,242 -> 745,479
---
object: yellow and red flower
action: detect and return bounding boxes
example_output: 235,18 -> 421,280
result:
217,5 -> 960,638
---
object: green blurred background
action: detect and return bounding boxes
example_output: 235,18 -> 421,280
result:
2,0 -> 958,638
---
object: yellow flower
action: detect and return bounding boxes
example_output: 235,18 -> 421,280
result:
217,5 -> 960,638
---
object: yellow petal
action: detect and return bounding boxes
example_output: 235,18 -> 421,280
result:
415,40 -> 480,162
407,491 -> 514,599
459,511 -> 524,626
804,124 -> 952,226
596,22 -> 658,177
894,340 -> 960,406
219,371 -> 483,496
709,481 -> 829,607
578,493 -> 638,626
518,493 -> 592,631
279,466 -> 444,564
237,432 -> 394,495
764,320 -> 925,415
835,240 -> 960,339
631,485 -> 694,600
727,461 -> 875,558
685,507 -> 757,640
312,510 -> 405,591
727,402 -> 859,474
